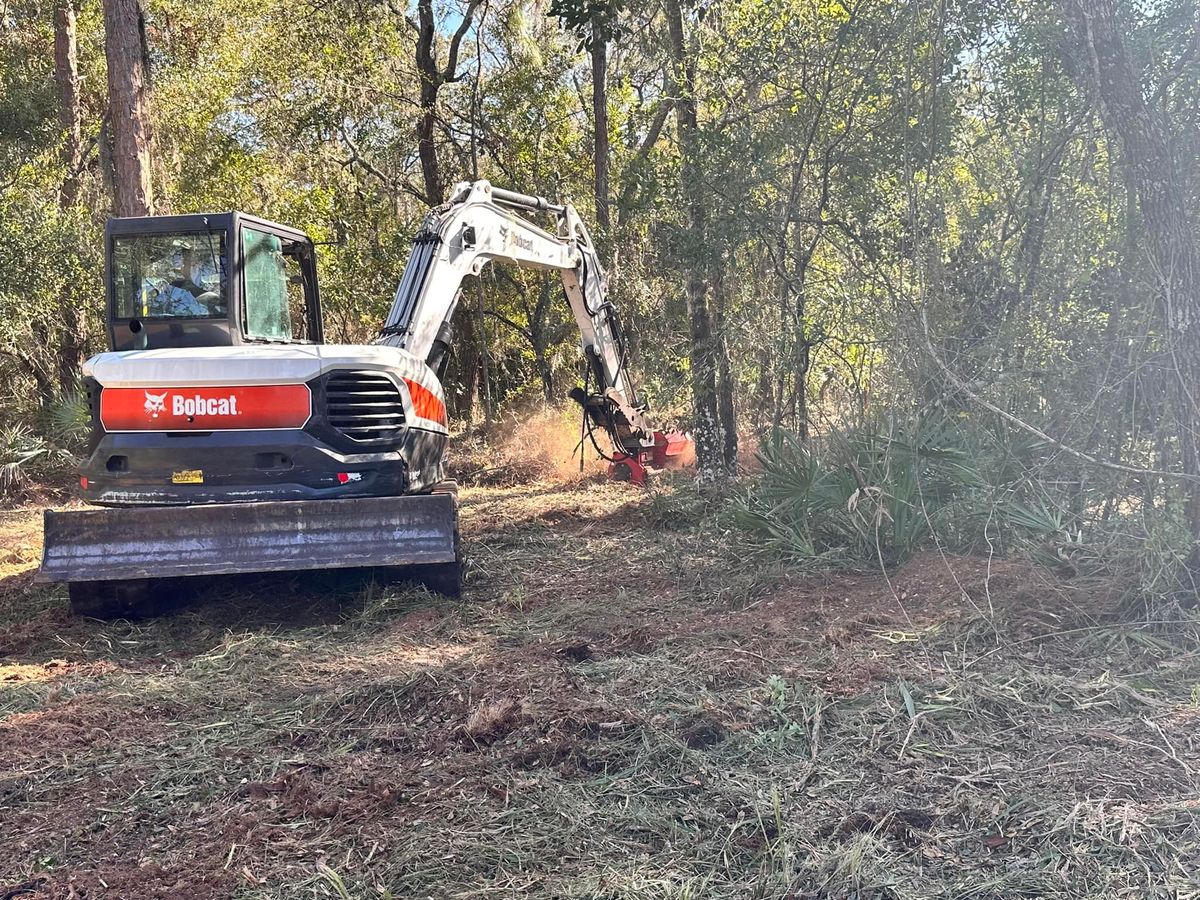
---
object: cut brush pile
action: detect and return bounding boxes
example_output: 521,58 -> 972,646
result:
1,477 -> 1198,898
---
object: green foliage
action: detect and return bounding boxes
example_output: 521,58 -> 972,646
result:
548,0 -> 625,47
754,675 -> 824,754
0,188 -> 103,413
41,391 -> 92,451
739,408 -> 1198,612
738,416 -> 1069,568
0,423 -> 76,498
0,0 -> 1193,606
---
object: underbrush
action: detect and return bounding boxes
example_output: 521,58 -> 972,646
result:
736,415 -> 1197,609
0,393 -> 89,505
0,425 -> 77,504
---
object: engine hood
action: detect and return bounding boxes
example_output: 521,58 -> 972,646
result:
84,344 -> 435,388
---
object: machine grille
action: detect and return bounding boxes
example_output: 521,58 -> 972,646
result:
325,371 -> 406,445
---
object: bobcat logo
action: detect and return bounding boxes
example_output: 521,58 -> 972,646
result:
144,390 -> 168,418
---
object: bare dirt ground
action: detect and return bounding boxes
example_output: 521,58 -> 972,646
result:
1,478 -> 1198,899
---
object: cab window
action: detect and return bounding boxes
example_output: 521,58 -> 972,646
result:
112,232 -> 226,319
242,227 -> 314,341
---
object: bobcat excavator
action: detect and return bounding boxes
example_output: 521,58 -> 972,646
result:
39,180 -> 689,617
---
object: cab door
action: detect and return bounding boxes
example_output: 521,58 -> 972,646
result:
237,218 -> 324,345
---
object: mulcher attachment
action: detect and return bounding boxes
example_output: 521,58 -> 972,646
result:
41,491 -> 462,617
607,431 -> 695,485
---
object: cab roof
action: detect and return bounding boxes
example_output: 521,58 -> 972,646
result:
105,212 -> 312,245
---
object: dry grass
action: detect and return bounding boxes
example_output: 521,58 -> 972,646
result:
1,475 -> 1199,898
0,507 -> 42,580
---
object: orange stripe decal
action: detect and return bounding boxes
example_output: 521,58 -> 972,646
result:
404,378 -> 447,426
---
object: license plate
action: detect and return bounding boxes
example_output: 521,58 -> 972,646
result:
172,469 -> 204,484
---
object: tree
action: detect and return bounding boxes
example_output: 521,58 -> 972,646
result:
663,0 -> 734,481
413,0 -> 484,206
48,0 -> 90,392
1059,0 -> 1200,581
102,0 -> 153,216
53,0 -> 82,207
548,0 -> 624,231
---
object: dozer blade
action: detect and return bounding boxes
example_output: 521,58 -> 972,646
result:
40,494 -> 457,584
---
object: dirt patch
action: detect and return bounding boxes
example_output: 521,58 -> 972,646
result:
834,806 -> 938,844
679,715 -> 729,749
500,703 -> 645,774
33,864 -> 236,900
234,762 -> 407,826
0,694 -> 174,764
735,551 -> 1092,636
0,507 -> 43,579
636,551 -> 1115,698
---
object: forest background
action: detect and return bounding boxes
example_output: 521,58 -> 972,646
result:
1,0 -> 1198,602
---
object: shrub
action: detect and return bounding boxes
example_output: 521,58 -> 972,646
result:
0,423 -> 77,500
736,415 -> 1067,569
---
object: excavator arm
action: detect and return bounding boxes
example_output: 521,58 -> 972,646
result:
377,180 -> 656,456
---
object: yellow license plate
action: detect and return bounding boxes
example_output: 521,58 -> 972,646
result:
172,469 -> 204,484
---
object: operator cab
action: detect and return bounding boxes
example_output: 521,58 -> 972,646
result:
106,212 -> 323,351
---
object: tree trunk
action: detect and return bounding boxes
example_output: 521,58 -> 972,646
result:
753,345 -> 773,432
412,0 -> 482,417
449,296 -> 480,422
771,231 -> 790,431
102,0 -> 153,217
665,0 -> 725,483
794,329 -> 810,438
5,347 -> 57,406
533,342 -> 554,403
415,0 -> 445,206
792,240 -> 812,440
590,35 -> 610,231
54,0 -> 82,207
1061,0 -> 1200,582
413,0 -> 480,207
476,277 -> 493,428
53,0 -> 88,394
712,265 -> 739,474
771,164 -> 802,432
529,275 -> 557,402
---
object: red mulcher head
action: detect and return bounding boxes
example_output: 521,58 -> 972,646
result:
607,431 -> 695,485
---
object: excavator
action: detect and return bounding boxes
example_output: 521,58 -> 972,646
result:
39,181 -> 689,617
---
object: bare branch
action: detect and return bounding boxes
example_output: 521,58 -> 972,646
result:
615,98 -> 674,222
443,0 -> 483,83
919,306 -> 1200,484
483,309 -> 531,343
337,125 -> 430,205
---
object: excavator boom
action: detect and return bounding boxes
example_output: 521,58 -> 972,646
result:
379,180 -> 656,455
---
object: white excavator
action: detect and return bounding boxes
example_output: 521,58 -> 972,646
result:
39,181 -> 689,617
